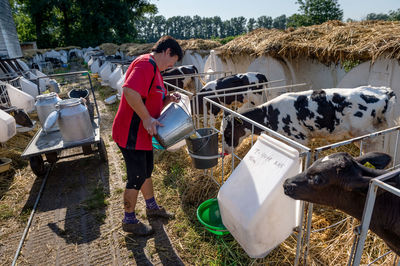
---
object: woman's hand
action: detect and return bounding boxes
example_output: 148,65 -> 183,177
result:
165,92 -> 181,105
143,117 -> 163,136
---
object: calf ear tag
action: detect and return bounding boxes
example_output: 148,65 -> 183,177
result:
363,161 -> 376,169
234,117 -> 243,124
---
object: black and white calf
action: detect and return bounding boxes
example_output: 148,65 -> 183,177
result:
161,65 -> 198,92
283,152 -> 400,255
222,86 -> 397,153
194,72 -> 268,117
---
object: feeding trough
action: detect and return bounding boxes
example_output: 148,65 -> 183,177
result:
197,198 -> 229,236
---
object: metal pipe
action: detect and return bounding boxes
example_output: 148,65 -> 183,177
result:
352,183 -> 379,265
12,163 -> 54,266
315,126 -> 400,153
203,97 -> 310,152
197,82 -> 307,97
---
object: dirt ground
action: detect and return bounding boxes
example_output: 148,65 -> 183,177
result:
0,69 -> 185,265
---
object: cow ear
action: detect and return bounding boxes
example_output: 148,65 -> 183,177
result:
355,152 -> 392,170
344,172 -> 372,192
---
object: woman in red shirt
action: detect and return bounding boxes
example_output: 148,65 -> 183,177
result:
112,36 -> 183,235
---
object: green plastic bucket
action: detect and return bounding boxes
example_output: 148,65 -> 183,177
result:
197,198 -> 229,236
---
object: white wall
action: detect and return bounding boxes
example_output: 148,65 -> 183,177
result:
338,58 -> 400,161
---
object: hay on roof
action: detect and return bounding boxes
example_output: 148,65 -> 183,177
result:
99,43 -> 120,55
54,46 -> 80,51
119,43 -> 154,56
178,39 -> 221,51
217,20 -> 400,65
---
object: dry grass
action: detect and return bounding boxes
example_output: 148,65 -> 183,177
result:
99,43 -> 120,55
119,43 -> 155,57
151,131 -> 398,265
218,20 -> 400,65
178,39 -> 222,51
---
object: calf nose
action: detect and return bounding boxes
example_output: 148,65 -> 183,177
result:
283,180 -> 295,196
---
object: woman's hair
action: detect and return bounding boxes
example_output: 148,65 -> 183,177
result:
151,35 -> 183,61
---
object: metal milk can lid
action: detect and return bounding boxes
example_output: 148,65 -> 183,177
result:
57,98 -> 82,109
36,92 -> 59,101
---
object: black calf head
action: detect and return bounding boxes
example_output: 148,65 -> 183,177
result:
283,152 -> 391,203
221,115 -> 248,154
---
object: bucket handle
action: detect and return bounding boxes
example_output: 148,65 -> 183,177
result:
178,96 -> 197,131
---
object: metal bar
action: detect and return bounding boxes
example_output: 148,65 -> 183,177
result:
38,70 -> 89,78
56,152 -> 87,160
303,203 -> 314,264
295,149 -> 312,266
351,168 -> 400,265
163,81 -> 194,97
87,73 -> 101,122
294,200 -> 306,266
197,82 -> 307,96
12,163 -> 54,266
203,97 -> 310,152
393,131 -> 399,168
352,182 -> 379,265
312,217 -> 350,233
162,71 -> 233,80
367,251 -> 392,265
315,126 -> 400,153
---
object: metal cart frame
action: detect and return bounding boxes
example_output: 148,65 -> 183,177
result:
21,71 -> 107,176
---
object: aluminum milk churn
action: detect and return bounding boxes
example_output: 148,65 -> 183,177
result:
35,92 -> 61,132
44,98 -> 94,143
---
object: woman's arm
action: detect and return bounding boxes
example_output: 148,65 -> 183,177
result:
123,87 -> 162,136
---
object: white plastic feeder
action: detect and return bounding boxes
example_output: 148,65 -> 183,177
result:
0,109 -> 16,143
6,84 -> 35,113
20,77 -> 39,98
218,133 -> 301,258
109,66 -> 123,90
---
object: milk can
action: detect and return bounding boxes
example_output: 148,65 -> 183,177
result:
35,92 -> 61,132
44,98 -> 94,143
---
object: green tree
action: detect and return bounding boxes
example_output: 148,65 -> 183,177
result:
256,15 -> 273,29
389,9 -> 400,21
9,0 -> 36,42
366,13 -> 389,21
247,18 -> 256,32
230,16 -> 247,35
287,13 -> 309,27
273,15 -> 287,29
12,0 -> 156,48
296,0 -> 343,26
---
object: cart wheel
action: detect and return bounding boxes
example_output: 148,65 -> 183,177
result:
98,138 -> 108,162
45,152 -> 58,163
29,155 -> 47,176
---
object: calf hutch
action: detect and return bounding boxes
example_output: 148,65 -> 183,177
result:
158,20 -> 400,265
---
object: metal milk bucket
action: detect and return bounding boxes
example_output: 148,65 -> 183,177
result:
35,92 -> 61,132
155,103 -> 195,148
44,98 -> 94,143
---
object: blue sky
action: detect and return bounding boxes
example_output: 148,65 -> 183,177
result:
149,0 -> 399,21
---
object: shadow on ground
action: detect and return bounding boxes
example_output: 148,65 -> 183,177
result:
124,216 -> 184,265
22,153 -> 110,245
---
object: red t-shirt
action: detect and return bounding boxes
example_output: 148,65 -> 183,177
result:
112,54 -> 167,150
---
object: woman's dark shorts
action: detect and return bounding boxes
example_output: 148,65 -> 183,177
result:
118,145 -> 153,190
